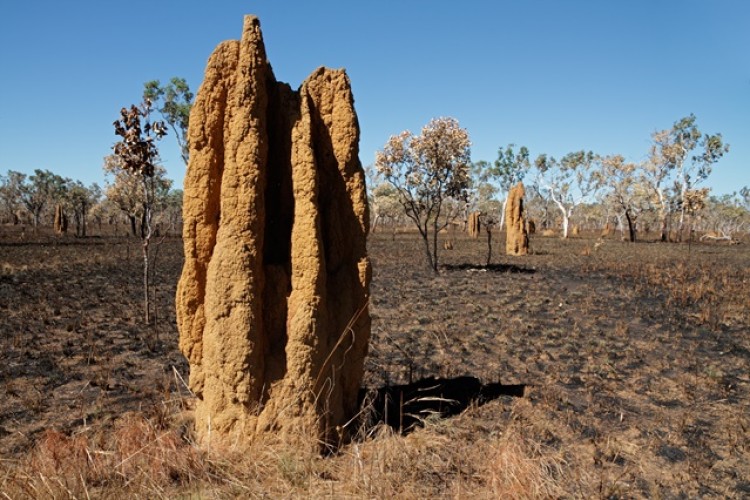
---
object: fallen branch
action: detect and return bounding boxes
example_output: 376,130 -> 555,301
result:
699,234 -> 732,242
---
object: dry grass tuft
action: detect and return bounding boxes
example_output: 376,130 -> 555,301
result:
487,432 -> 567,498
599,257 -> 749,329
2,413 -> 203,499
0,404 -> 573,498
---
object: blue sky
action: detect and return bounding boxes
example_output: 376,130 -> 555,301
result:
1,1 -> 748,195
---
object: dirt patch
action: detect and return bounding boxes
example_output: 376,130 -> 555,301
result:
1,225 -> 749,497
0,227 -> 188,457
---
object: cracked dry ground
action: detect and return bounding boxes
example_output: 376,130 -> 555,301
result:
1,226 -> 749,497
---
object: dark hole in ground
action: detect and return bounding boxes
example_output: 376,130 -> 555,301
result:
440,263 -> 536,274
358,376 -> 527,435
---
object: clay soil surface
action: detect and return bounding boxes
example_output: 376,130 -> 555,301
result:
1,225 -> 749,497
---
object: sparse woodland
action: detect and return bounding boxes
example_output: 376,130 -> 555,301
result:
2,75 -> 750,498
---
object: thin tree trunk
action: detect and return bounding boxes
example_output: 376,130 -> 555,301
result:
432,219 -> 439,273
81,203 -> 87,237
625,209 -> 636,242
141,177 -> 153,326
677,176 -> 687,241
420,228 -> 434,272
140,210 -> 147,239
499,196 -> 508,229
143,239 -> 150,324
150,234 -> 164,337
678,208 -> 685,242
486,228 -> 492,266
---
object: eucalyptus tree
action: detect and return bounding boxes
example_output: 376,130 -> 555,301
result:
741,186 -> 750,211
645,115 -> 729,241
159,188 -> 183,235
0,170 -> 26,224
66,181 -> 101,237
375,117 -> 471,272
370,182 -> 404,233
487,144 -> 530,228
597,155 -> 648,242
700,193 -> 749,238
534,150 -> 602,238
143,77 -> 193,166
103,155 -> 171,237
17,169 -> 68,228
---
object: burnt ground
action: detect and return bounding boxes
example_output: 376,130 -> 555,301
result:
1,225 -> 749,497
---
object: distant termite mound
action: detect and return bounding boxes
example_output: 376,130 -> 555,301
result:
468,211 -> 481,238
53,205 -> 67,235
176,15 -> 371,451
526,219 -> 536,235
505,183 -> 528,255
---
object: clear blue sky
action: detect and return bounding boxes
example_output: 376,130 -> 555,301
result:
1,1 -> 748,195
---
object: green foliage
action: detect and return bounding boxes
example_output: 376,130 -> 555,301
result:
18,169 -> 69,226
103,155 -> 172,236
490,144 -> 530,192
467,161 -> 495,212
741,186 -> 750,210
0,170 -> 27,223
143,77 -> 193,165
645,114 -> 730,238
65,181 -> 101,236
532,151 -> 602,238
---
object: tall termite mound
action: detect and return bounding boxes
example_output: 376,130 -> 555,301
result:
176,16 -> 371,449
505,183 -> 528,255
468,211 -> 481,238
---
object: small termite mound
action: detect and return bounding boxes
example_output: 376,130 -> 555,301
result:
505,183 -> 528,256
53,205 -> 67,235
468,211 -> 481,238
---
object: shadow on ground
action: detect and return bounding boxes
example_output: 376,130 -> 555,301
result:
359,376 -> 527,434
440,263 -> 536,274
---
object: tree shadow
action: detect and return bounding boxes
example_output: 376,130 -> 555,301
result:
358,376 -> 527,435
441,263 -> 536,274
